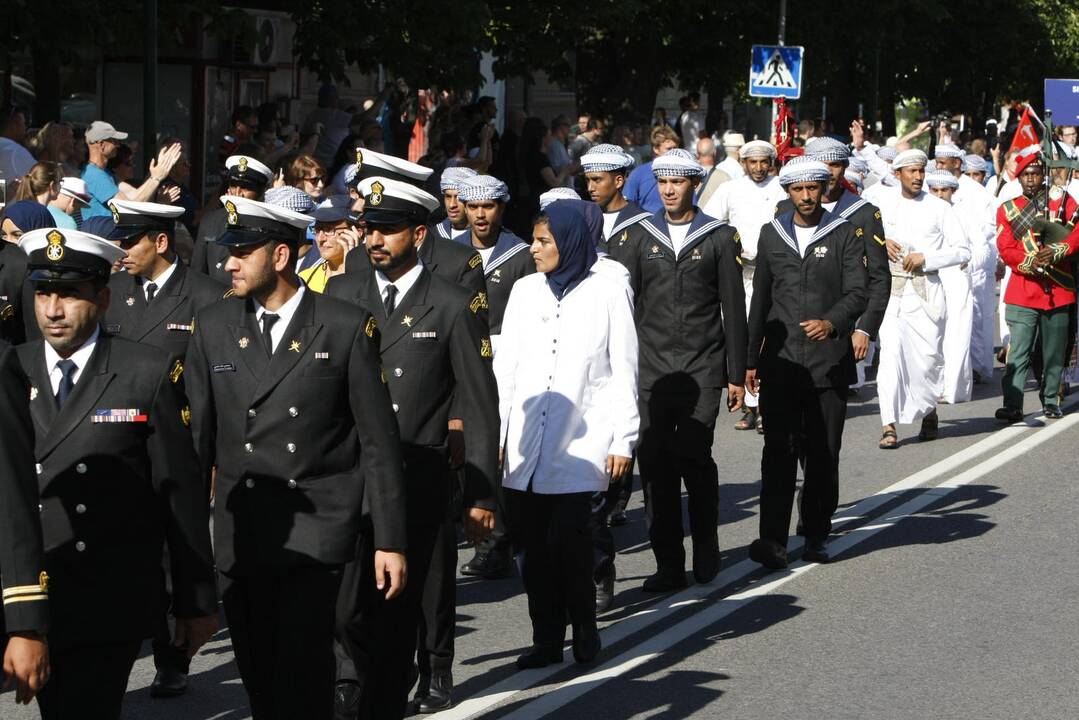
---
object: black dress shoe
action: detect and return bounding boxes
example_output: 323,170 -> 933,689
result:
572,623 -> 602,665
413,673 -> 430,703
595,572 -> 615,613
150,667 -> 188,698
460,550 -> 511,579
995,406 -> 1023,423
516,645 -> 564,670
608,511 -> 628,527
802,537 -> 832,563
692,545 -> 720,584
333,680 -> 362,720
642,568 -> 688,592
1043,403 -> 1064,419
748,539 -> 788,570
417,670 -> 453,713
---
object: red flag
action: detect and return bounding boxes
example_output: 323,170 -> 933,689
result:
1008,106 -> 1040,154
773,99 -> 802,163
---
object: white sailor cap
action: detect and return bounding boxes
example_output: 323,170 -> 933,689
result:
925,168 -> 959,189
20,228 -> 126,283
892,149 -> 929,170
216,195 -> 312,247
722,132 -> 746,148
580,143 -> 634,172
876,146 -> 898,163
961,154 -> 989,173
352,147 -> 433,188
740,140 -> 776,159
58,177 -> 91,206
225,155 -> 274,190
933,143 -> 964,159
806,137 -> 850,163
778,158 -> 832,186
458,175 -> 511,203
265,185 -> 317,215
358,176 -> 440,226
106,199 -> 184,241
652,148 -> 704,177
310,195 -> 355,224
439,166 -> 479,193
539,187 -> 582,210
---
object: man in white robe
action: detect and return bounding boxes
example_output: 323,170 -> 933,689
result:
875,150 -> 971,447
960,154 -> 1001,380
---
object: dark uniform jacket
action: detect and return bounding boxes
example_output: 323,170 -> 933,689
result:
748,211 -> 869,388
185,290 -> 408,574
0,242 -> 33,344
104,262 -> 229,359
325,268 -> 499,525
0,341 -> 48,637
610,209 -> 747,392
776,189 -> 888,338
599,201 -> 650,245
190,207 -> 232,286
17,335 -> 216,650
345,233 -> 487,298
450,229 -> 534,336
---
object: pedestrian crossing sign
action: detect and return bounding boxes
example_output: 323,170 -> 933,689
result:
750,45 -> 804,99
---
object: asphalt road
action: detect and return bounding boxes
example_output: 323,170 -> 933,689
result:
3,369 -> 1077,719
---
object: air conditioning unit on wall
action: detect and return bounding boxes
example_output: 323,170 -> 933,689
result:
251,15 -> 282,66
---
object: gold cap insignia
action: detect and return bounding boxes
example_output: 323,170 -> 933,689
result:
355,148 -> 363,168
238,156 -> 249,174
109,202 -> 120,224
480,338 -> 493,358
369,181 -> 384,207
169,359 -> 184,384
225,200 -> 239,226
45,230 -> 65,262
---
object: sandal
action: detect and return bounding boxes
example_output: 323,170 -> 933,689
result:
879,428 -> 898,449
755,414 -> 765,435
735,408 -> 758,431
917,411 -> 939,441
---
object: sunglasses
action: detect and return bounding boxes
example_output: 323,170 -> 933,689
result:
303,175 -> 326,184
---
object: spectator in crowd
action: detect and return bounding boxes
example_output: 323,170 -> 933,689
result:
107,144 -> 138,198
0,105 -> 35,184
679,92 -> 705,151
570,116 -> 606,162
0,199 -> 56,244
281,153 -> 327,201
1057,125 -> 1077,148
695,137 -> 728,207
512,117 -> 579,233
157,138 -> 199,235
717,132 -> 746,180
47,178 -> 90,230
34,121 -> 78,176
81,121 -> 182,219
298,196 -> 360,292
623,125 -> 680,213
547,115 -> 577,189
12,162 -> 62,208
463,122 -> 495,173
218,105 -> 258,166
652,107 -> 672,128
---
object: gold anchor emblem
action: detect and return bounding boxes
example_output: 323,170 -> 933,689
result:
238,337 -> 250,349
289,340 -> 301,353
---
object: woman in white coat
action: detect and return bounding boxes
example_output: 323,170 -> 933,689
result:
495,201 -> 639,670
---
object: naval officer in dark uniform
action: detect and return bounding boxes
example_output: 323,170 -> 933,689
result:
0,338 -> 50,707
183,196 -> 408,719
328,176 -> 498,717
16,227 -> 218,719
191,155 -> 274,286
101,198 -> 228,697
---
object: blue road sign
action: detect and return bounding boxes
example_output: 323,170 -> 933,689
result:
1045,79 -> 1079,125
750,45 -> 805,99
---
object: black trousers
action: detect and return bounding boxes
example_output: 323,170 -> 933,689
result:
152,544 -> 190,675
36,640 -> 141,719
758,379 -> 847,546
636,387 -> 722,573
337,517 -> 441,720
505,488 -> 595,648
221,565 -> 343,720
590,487 -> 619,584
417,516 -> 457,675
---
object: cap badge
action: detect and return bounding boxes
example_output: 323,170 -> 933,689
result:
355,149 -> 363,168
238,156 -> 249,174
109,202 -> 120,224
370,181 -> 384,207
225,200 -> 239,226
45,230 -> 65,262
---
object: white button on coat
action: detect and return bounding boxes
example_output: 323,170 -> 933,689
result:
75,463 -> 87,474
75,541 -> 86,552
75,504 -> 87,514
245,478 -> 255,489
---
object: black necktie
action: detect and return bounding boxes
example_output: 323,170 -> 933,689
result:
145,282 -> 158,303
261,313 -> 279,357
56,359 -> 77,407
384,284 -> 398,315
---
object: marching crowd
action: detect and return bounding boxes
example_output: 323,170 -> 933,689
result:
0,96 -> 1078,720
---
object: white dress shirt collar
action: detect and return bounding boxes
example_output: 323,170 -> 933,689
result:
375,263 -> 423,306
254,284 -> 306,353
44,327 -> 100,394
143,257 -> 178,299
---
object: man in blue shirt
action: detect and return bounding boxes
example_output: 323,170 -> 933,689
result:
81,121 -> 181,219
623,125 -> 681,213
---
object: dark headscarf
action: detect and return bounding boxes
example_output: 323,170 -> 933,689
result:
1,200 -> 55,232
541,201 -> 598,299
564,198 -> 604,250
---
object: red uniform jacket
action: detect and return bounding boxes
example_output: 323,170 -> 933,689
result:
997,192 -> 1079,310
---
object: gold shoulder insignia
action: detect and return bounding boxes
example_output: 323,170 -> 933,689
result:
223,289 -> 235,299
733,231 -> 741,243
169,359 -> 184,384
39,571 -> 49,593
469,292 -> 488,314
873,234 -> 885,246
0,304 -> 13,320
355,148 -> 364,168
468,254 -> 482,269
874,210 -> 881,221
365,316 -> 377,338
480,338 -> 493,358
181,406 -> 192,426
863,255 -> 868,267
855,227 -> 864,237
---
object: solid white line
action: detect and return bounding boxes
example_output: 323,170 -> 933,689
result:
498,412 -> 1079,719
434,402 -> 1072,720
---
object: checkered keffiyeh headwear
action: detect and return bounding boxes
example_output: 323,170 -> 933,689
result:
457,174 -> 510,203
877,146 -> 898,162
961,154 -> 989,173
806,137 -> 851,163
651,148 -> 704,178
264,185 -> 316,214
778,157 -> 832,186
539,187 -> 582,210
581,143 -> 635,172
925,168 -> 959,189
440,166 -> 478,192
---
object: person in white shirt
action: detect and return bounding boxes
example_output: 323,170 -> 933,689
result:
679,93 -> 705,151
876,150 -> 971,448
0,107 -> 36,185
959,154 -> 1000,381
495,201 -> 638,671
716,132 -> 746,181
702,139 -> 784,429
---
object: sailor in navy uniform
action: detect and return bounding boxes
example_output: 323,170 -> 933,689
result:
614,149 -> 747,592
453,173 -> 534,579
581,143 -> 651,248
422,166 -> 486,295
747,159 -> 868,569
16,228 -> 218,719
191,155 -> 274,286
